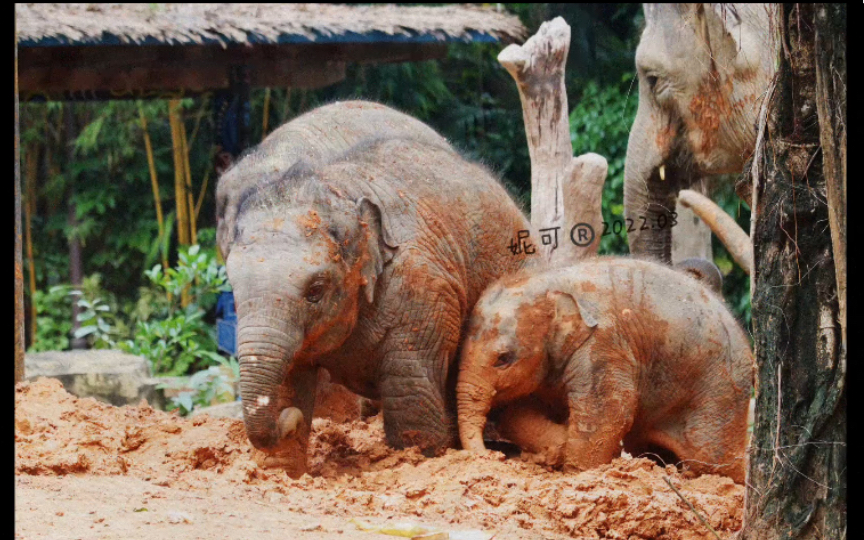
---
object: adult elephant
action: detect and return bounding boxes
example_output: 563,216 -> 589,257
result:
624,4 -> 776,264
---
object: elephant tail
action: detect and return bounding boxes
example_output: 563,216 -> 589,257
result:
677,189 -> 753,275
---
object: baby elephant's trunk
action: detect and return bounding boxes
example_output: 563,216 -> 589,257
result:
236,313 -> 303,450
456,371 -> 495,452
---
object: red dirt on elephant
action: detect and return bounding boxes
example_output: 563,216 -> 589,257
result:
16,378 -> 744,539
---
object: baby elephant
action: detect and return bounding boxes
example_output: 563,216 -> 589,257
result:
457,258 -> 753,483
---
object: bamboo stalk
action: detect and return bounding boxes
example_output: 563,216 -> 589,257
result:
168,99 -> 190,307
179,115 -> 197,245
281,87 -> 293,124
24,144 -> 38,345
186,98 -> 207,153
138,102 -> 168,269
262,87 -> 271,138
194,167 -> 211,225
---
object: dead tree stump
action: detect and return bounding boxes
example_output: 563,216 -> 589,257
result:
499,17 -> 607,266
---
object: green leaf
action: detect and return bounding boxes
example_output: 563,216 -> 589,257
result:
74,326 -> 98,338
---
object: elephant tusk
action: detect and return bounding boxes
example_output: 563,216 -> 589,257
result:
658,164 -> 665,181
277,407 -> 304,439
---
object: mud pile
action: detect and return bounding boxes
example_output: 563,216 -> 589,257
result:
16,378 -> 744,539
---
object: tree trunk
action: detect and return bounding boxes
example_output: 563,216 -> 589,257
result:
742,4 -> 845,539
65,107 -> 87,350
813,4 -> 846,354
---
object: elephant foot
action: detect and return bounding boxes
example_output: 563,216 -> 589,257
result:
496,401 -> 567,467
359,398 -> 381,418
394,429 -> 455,457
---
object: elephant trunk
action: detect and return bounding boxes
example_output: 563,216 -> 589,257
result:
678,189 -> 753,275
236,312 -> 303,450
624,90 -> 683,264
456,371 -> 496,452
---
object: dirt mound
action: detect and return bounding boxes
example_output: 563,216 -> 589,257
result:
16,377 -> 744,539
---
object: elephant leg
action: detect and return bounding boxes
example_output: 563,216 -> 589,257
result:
563,349 -> 638,472
667,395 -> 749,484
497,398 -> 567,466
313,368 -> 362,423
671,192 -> 713,264
378,306 -> 461,455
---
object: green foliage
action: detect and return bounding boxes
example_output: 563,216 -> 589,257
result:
569,75 -> 639,255
122,244 -> 230,376
28,285 -> 74,352
29,274 -> 128,351
158,356 -> 240,416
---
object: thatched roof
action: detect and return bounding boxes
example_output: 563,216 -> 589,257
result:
16,3 -> 526,48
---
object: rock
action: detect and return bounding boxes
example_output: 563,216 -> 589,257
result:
24,350 -> 165,409
190,401 -> 243,420
166,511 -> 193,524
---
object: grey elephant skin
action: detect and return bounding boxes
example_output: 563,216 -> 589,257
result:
226,133 -> 530,477
216,100 -> 450,261
457,257 -> 754,483
624,4 -> 775,263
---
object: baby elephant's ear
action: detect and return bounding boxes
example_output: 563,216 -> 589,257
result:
675,257 -> 723,295
356,197 -> 398,304
548,290 -> 599,328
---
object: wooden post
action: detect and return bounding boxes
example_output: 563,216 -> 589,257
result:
498,17 -> 607,265
15,28 -> 26,383
24,146 -> 39,344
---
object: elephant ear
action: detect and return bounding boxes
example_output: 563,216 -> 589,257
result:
545,290 -> 599,359
356,197 -> 398,304
548,290 -> 600,327
692,4 -> 749,69
675,257 -> 724,295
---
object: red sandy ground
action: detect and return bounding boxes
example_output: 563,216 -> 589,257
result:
15,378 -> 744,539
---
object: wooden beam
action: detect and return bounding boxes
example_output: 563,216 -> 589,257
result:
17,42 -> 447,100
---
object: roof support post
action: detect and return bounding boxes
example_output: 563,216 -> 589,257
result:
15,30 -> 26,383
213,65 -> 251,176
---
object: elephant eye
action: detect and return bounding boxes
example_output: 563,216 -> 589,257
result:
305,280 -> 326,303
646,75 -> 659,92
494,351 -> 517,368
644,72 -> 672,104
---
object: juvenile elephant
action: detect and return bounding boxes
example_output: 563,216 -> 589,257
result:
216,100 -> 450,261
228,136 -> 530,476
625,4 -> 776,264
457,257 -> 753,483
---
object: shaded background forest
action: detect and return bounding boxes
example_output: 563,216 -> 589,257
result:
19,4 -> 750,394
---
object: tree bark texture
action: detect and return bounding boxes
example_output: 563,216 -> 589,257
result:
743,4 -> 845,539
15,30 -> 26,383
813,4 -> 846,353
